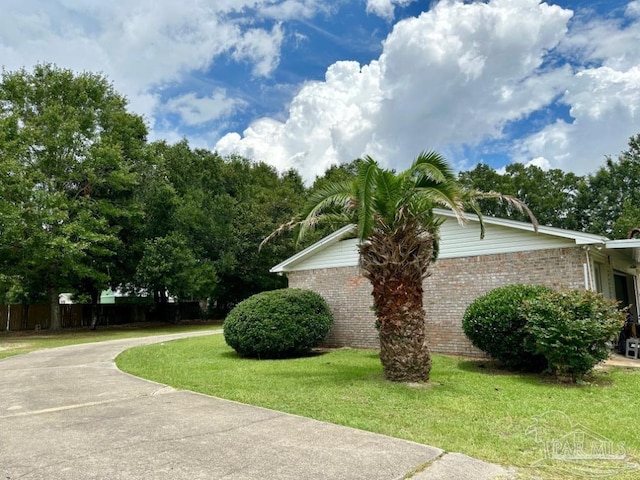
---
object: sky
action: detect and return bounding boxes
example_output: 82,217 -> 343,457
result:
1,0 -> 639,184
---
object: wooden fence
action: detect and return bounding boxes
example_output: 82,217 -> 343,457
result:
0,302 -> 202,332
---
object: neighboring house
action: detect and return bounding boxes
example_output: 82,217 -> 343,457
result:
271,209 -> 640,357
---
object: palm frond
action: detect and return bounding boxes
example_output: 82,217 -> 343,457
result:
464,197 -> 487,239
414,185 -> 466,225
301,179 -> 355,218
356,156 -> 380,241
374,169 -> 402,226
260,180 -> 355,251
259,217 -> 301,251
297,211 -> 354,243
411,150 -> 457,187
470,190 -> 539,231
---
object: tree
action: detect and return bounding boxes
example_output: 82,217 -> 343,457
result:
458,163 -> 583,230
134,231 -> 216,303
0,64 -> 147,329
212,157 -> 305,314
265,152 -> 535,382
576,134 -> 640,237
133,140 -> 228,304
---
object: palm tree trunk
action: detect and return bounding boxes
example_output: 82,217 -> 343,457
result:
359,221 -> 436,383
377,281 -> 431,382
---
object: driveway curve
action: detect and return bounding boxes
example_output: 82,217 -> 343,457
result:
0,331 -> 511,479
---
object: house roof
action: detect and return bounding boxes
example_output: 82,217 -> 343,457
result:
605,239 -> 640,264
271,209 -> 610,274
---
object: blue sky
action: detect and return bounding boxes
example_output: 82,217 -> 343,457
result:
2,0 -> 639,183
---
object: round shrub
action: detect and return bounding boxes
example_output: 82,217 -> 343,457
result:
524,289 -> 626,382
462,284 -> 552,371
223,288 -> 334,359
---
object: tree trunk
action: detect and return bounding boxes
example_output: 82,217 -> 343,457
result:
49,287 -> 61,331
379,305 -> 431,383
374,274 -> 432,382
90,289 -> 100,330
359,219 -> 436,383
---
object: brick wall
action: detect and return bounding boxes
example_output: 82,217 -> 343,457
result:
288,246 -> 588,357
288,266 -> 378,348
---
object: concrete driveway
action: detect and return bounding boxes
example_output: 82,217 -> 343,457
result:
0,331 -> 512,479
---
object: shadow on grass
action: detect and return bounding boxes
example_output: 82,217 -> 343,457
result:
217,348 -> 384,384
218,349 -> 329,361
456,358 -> 615,387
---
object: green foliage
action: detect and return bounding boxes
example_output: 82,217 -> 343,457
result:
0,64 -> 147,320
211,158 -> 304,313
612,199 -> 640,239
132,141 -> 228,302
223,289 -> 333,359
131,143 -> 302,309
524,289 -> 626,381
134,232 -> 217,301
458,162 -> 584,230
575,134 -> 640,237
462,284 -> 552,371
457,134 -> 640,238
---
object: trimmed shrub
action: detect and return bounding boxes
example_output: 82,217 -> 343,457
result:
524,289 -> 626,382
462,284 -> 552,371
223,288 -> 334,359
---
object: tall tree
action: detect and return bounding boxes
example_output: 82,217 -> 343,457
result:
213,157 -> 304,313
133,140 -> 226,304
265,152 -> 535,382
458,163 -> 583,230
575,134 -> 640,237
0,64 -> 146,329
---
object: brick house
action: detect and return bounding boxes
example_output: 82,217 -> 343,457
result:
271,209 -> 640,357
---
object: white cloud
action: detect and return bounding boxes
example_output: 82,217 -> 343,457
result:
217,0 -> 640,182
366,0 -> 417,20
217,0 -> 576,181
4,0 -> 639,182
626,1 -> 640,18
0,0 -> 321,130
514,66 -> 640,172
165,90 -> 246,126
232,23 -> 285,77
217,60 -> 384,179
560,4 -> 640,71
512,3 -> 640,174
525,157 -> 552,170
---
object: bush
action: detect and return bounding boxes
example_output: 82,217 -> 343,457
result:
462,284 -> 552,371
524,289 -> 626,382
223,288 -> 334,359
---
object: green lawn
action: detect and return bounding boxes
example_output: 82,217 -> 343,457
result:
116,334 -> 640,480
0,322 -> 221,359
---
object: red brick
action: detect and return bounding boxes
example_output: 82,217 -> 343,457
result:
288,247 -> 586,357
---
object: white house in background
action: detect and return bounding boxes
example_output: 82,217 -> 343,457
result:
271,209 -> 640,357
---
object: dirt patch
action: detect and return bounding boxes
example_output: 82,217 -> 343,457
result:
600,354 -> 640,369
0,342 -> 28,352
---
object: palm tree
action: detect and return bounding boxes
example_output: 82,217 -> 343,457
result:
265,152 -> 536,382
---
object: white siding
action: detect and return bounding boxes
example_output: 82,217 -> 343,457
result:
287,238 -> 360,271
285,217 -> 577,272
438,218 -> 575,258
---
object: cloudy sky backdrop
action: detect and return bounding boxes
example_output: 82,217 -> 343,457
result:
2,0 -> 639,183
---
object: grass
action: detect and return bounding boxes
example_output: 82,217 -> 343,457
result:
116,334 -> 640,480
0,321 -> 221,359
